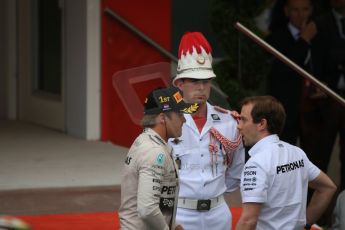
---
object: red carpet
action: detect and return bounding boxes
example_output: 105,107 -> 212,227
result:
19,212 -> 120,230
18,208 -> 320,230
19,208 -> 241,230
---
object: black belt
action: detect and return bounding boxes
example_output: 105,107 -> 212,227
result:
177,195 -> 225,211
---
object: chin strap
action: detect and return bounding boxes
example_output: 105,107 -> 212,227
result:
209,127 -> 242,166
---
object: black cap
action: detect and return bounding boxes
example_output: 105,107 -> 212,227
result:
144,87 -> 199,115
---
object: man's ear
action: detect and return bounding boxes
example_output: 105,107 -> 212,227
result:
158,113 -> 166,123
258,118 -> 268,131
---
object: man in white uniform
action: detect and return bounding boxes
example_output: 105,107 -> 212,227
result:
169,32 -> 245,230
236,96 -> 337,230
119,87 -> 198,230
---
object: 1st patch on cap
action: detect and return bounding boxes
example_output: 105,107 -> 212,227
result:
158,96 -> 170,103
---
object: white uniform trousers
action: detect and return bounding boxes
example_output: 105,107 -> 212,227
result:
176,202 -> 231,230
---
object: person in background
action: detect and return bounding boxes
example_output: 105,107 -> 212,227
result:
119,87 -> 199,230
266,0 -> 317,145
235,95 -> 337,230
169,31 -> 245,230
311,0 -> 345,191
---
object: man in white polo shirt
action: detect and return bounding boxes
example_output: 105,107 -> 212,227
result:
235,96 -> 337,230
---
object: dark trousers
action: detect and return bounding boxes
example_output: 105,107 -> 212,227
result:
322,97 -> 345,190
300,95 -> 345,226
300,95 -> 345,190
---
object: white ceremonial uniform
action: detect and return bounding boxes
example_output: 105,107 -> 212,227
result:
119,128 -> 179,230
169,103 -> 245,230
241,135 -> 321,230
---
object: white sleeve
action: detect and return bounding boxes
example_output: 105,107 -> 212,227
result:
137,150 -> 169,230
225,142 -> 245,192
241,160 -> 268,204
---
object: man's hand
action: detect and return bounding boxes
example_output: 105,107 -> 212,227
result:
175,224 -> 184,230
300,20 -> 317,43
214,106 -> 240,122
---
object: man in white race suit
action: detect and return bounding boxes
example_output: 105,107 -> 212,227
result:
169,32 -> 245,230
119,87 -> 199,230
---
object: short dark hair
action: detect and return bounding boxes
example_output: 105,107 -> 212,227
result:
240,96 -> 286,135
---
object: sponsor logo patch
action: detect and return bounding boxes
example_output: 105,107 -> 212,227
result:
276,159 -> 304,174
173,92 -> 183,103
156,153 -> 165,166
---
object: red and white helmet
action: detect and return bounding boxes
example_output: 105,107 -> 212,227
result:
173,32 -> 216,86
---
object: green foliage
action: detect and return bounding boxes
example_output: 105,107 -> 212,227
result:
212,60 -> 259,111
209,0 -> 270,110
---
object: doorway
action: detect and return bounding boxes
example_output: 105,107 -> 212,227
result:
17,0 -> 64,131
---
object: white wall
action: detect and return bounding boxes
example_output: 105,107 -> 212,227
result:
86,0 -> 101,140
65,0 -> 101,139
